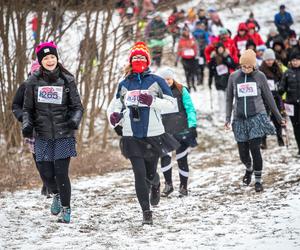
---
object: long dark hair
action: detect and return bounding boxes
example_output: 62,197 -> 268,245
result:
58,62 -> 74,77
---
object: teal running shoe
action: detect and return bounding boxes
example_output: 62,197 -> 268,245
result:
51,193 -> 61,215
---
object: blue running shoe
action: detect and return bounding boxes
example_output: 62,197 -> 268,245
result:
51,194 -> 61,215
58,207 -> 71,223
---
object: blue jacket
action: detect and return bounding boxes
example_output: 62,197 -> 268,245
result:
108,70 -> 176,138
274,12 -> 293,27
192,29 -> 210,46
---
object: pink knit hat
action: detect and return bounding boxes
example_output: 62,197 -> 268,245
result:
30,59 -> 40,74
35,41 -> 58,64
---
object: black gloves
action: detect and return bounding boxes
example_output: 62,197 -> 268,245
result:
22,126 -> 33,138
67,119 -> 78,130
189,127 -> 198,138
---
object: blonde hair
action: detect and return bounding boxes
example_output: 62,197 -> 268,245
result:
123,63 -> 132,77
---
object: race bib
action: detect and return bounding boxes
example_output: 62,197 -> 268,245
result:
284,103 -> 294,116
124,90 -> 150,107
38,86 -> 63,104
237,40 -> 247,51
183,49 -> 195,57
267,79 -> 275,91
216,64 -> 228,76
237,82 -> 258,97
126,7 -> 134,14
197,56 -> 205,65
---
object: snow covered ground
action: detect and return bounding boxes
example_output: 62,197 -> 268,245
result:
1,0 -> 300,249
1,79 -> 300,249
0,105 -> 299,249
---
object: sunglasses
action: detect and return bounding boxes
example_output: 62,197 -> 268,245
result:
132,56 -> 147,61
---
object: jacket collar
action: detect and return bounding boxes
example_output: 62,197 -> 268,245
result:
42,67 -> 60,82
127,68 -> 151,79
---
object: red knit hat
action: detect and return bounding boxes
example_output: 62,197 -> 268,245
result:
247,22 -> 256,30
129,41 -> 151,66
238,23 -> 248,31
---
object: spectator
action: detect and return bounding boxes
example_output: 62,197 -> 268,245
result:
274,4 -> 294,39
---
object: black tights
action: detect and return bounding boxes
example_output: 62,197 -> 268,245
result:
129,156 -> 159,211
290,104 -> 300,152
161,144 -> 189,188
237,138 -> 263,182
37,158 -> 71,207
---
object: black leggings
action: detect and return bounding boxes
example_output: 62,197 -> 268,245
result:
129,156 -> 159,211
237,138 -> 263,181
37,158 -> 71,207
161,144 -> 189,188
33,154 -> 46,188
182,58 -> 198,91
290,104 -> 300,152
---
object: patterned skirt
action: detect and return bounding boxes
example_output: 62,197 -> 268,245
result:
232,113 -> 276,142
34,137 -> 77,162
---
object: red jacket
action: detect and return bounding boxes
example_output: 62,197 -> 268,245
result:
177,36 -> 198,59
204,44 -> 215,63
30,17 -> 38,32
233,35 -> 250,54
249,32 -> 264,46
218,36 -> 239,63
204,37 -> 219,63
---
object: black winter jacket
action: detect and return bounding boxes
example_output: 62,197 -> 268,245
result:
22,67 -> 84,139
12,83 -> 27,122
279,67 -> 300,104
209,52 -> 236,90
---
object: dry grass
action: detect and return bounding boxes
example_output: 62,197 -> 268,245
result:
0,144 -> 128,193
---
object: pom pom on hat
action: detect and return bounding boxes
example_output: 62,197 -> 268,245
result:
129,41 -> 151,66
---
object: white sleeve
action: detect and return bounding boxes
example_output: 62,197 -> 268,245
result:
150,94 -> 177,113
107,96 -> 123,127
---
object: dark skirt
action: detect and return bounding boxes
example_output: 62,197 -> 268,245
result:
35,137 -> 77,162
232,113 -> 276,142
120,133 -> 180,159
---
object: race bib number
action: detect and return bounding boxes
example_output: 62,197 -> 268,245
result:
216,64 -> 228,76
237,82 -> 258,97
267,79 -> 275,91
38,86 -> 63,104
183,49 -> 195,57
197,56 -> 204,65
237,40 -> 247,51
284,103 -> 294,116
124,90 -> 150,107
126,7 -> 134,14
